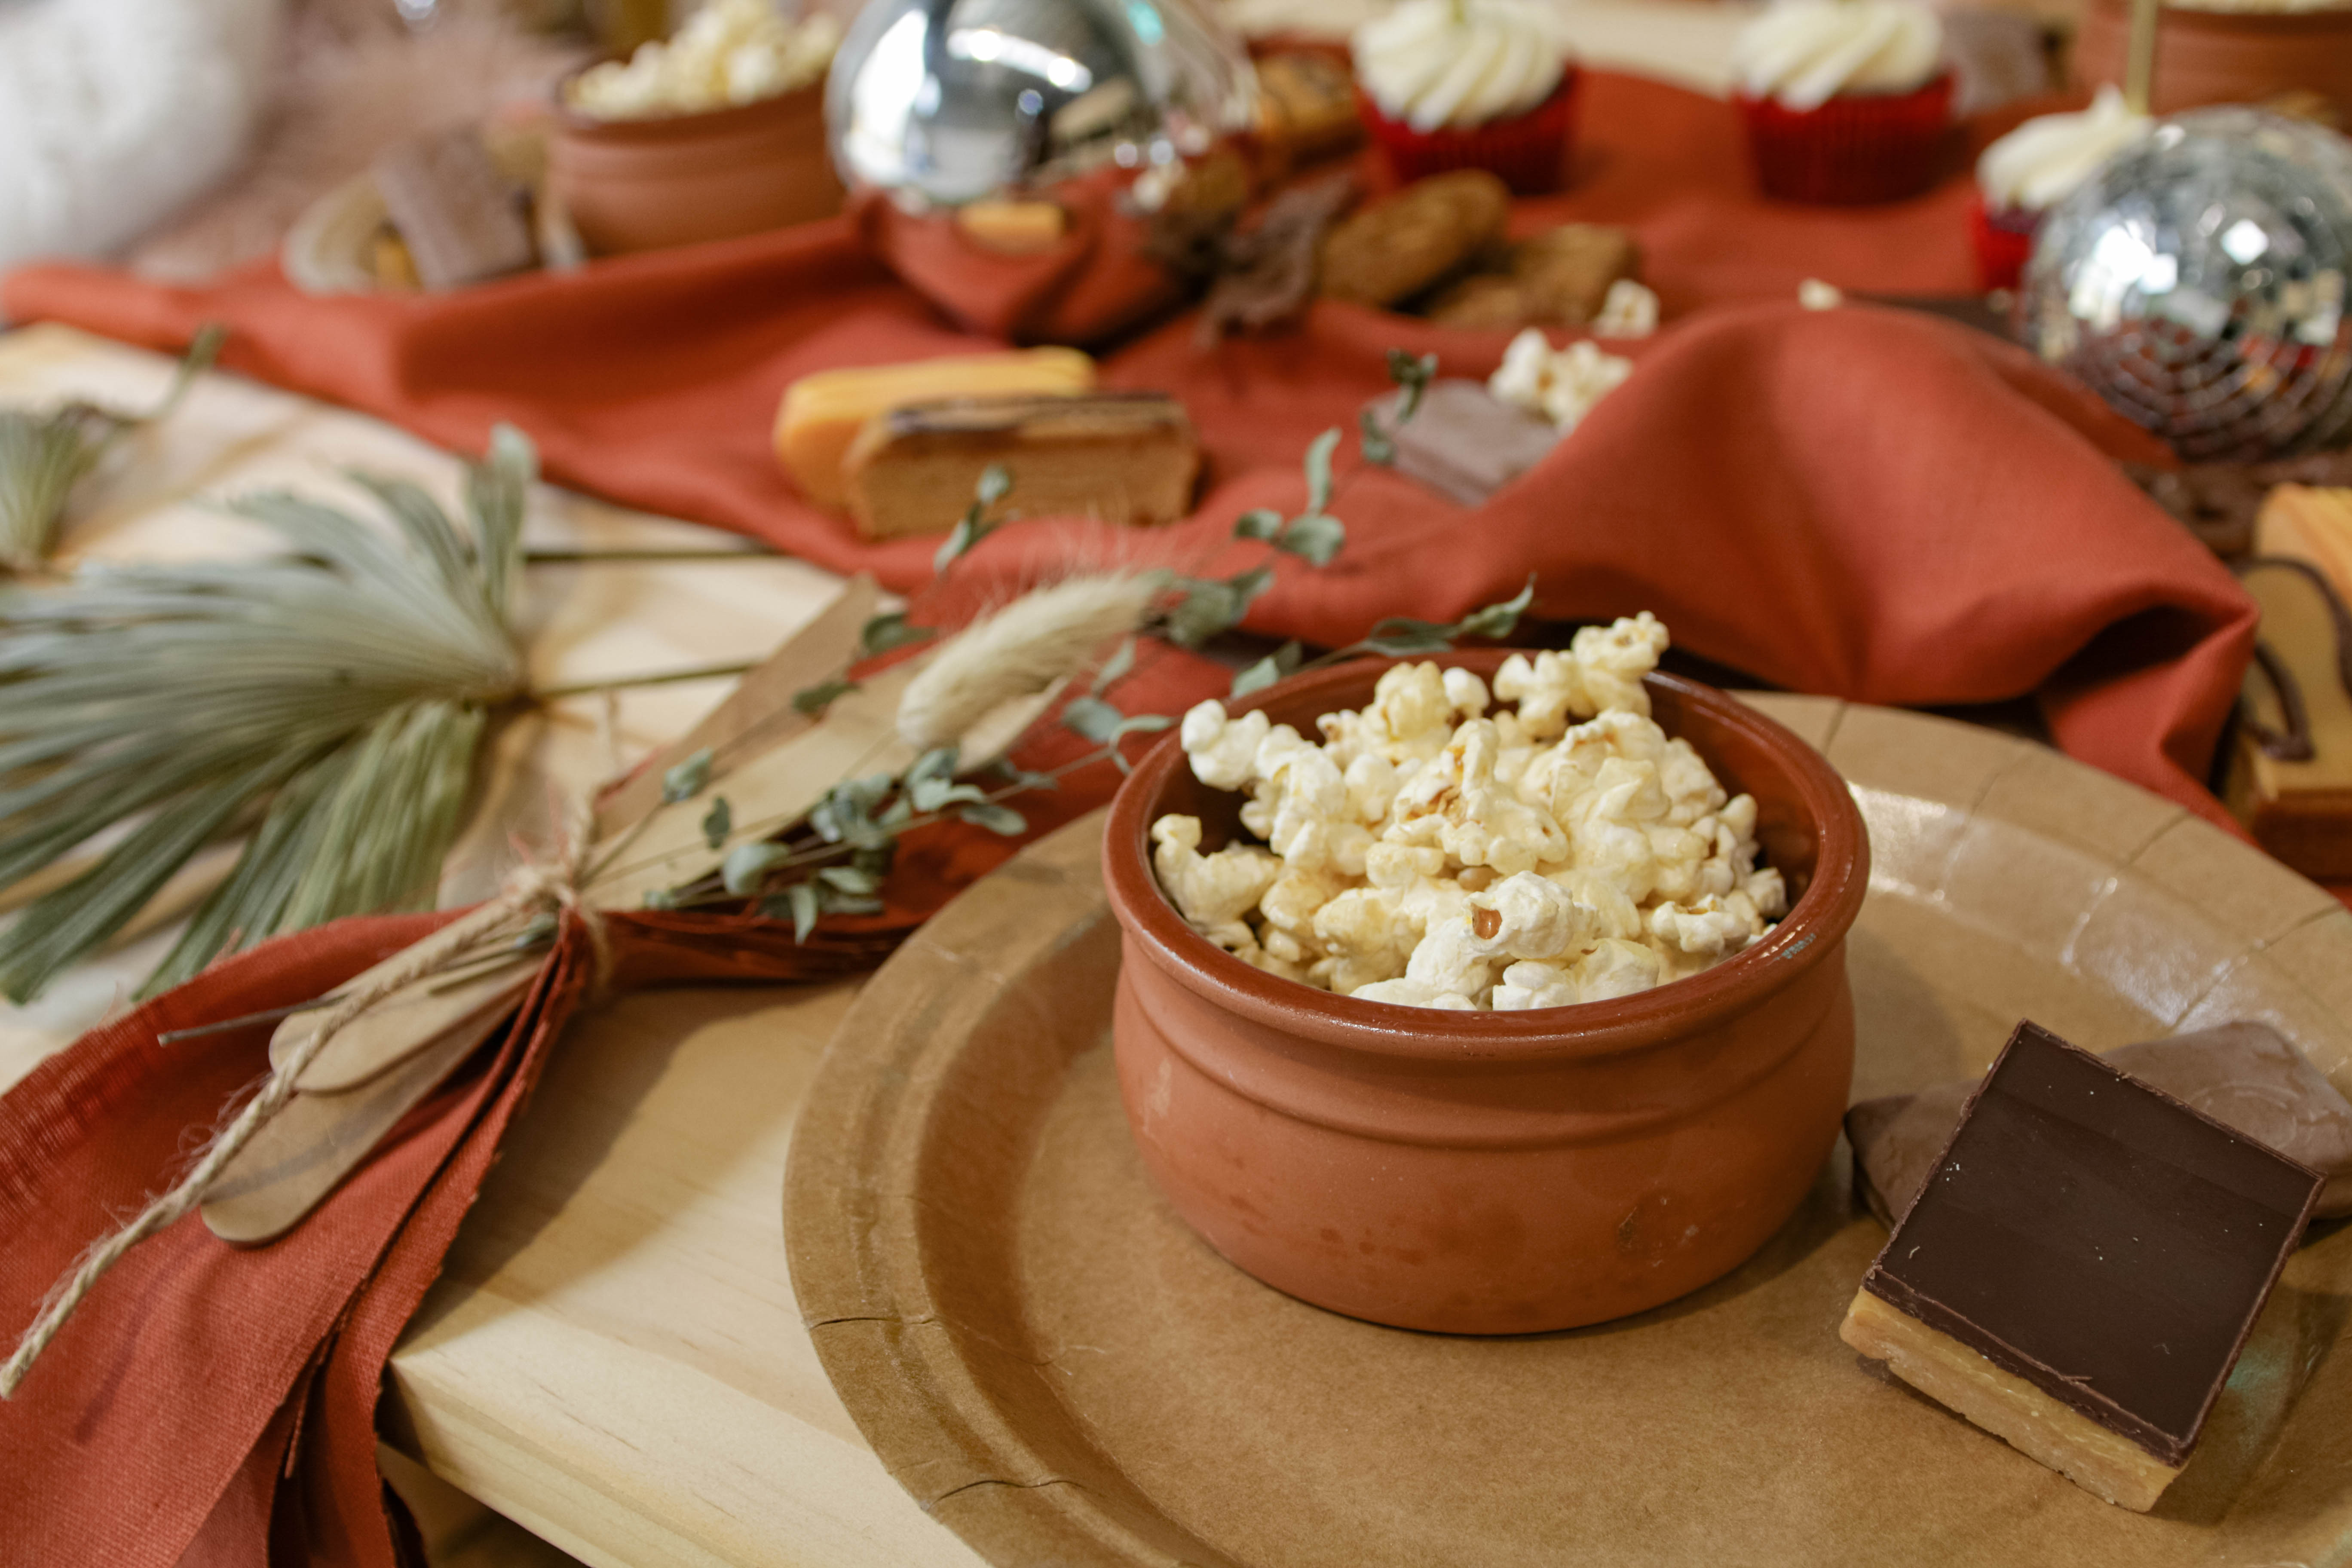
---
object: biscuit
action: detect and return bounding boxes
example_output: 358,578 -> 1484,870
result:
1317,170 -> 1511,308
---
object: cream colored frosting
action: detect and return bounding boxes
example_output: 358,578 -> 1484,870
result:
1352,0 -> 1570,133
1733,0 -> 1942,112
1976,85 -> 2152,212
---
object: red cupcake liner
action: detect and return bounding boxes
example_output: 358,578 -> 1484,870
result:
1735,73 -> 1955,206
1356,68 -> 1580,195
1969,191 -> 2041,292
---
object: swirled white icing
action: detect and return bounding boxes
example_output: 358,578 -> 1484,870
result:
1353,0 -> 1570,133
1976,85 -> 2153,212
1733,0 -> 1942,112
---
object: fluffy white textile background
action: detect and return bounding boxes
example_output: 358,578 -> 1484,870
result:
0,0 -> 284,273
0,0 -> 584,284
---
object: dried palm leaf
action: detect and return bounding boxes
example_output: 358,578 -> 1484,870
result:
0,325 -> 227,573
0,423 -> 533,1001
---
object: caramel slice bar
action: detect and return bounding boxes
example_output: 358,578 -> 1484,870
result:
840,392 -> 1199,539
1840,1021 -> 2322,1511
773,349 -> 1095,511
1847,1020 -> 2352,1227
2223,486 -> 2352,876
371,127 -> 536,292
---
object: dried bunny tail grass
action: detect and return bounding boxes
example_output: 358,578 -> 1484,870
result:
897,571 -> 1164,752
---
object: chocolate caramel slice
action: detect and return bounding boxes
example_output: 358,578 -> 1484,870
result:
841,392 -> 1199,540
1848,1020 -> 2352,1227
1839,1021 -> 2323,1511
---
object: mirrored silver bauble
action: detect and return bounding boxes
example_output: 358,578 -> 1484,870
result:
2019,108 -> 2352,460
824,0 -> 1256,212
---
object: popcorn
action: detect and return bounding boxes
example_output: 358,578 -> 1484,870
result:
1149,615 -> 1781,1011
1488,329 -> 1638,433
1150,815 -> 1280,952
567,0 -> 842,120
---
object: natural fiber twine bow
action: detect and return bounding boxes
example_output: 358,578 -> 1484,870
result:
0,810 -> 609,1400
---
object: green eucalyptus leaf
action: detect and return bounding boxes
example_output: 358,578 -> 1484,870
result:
1357,406 -> 1395,468
910,775 -> 986,812
976,463 -> 1011,506
1302,428 -> 1340,514
1277,513 -> 1344,568
787,880 -> 821,942
1232,508 -> 1283,542
1229,639 -> 1303,698
816,864 -> 880,896
641,887 -> 685,911
1091,636 -> 1136,695
1164,566 -> 1274,649
1387,348 -> 1439,421
858,610 -> 932,658
959,802 -> 1026,836
791,676 -> 859,716
1061,694 -> 1126,744
662,747 -> 714,805
701,795 -> 732,850
934,516 -> 977,574
907,746 -> 959,787
722,841 -> 792,896
1363,617 -> 1456,656
1457,576 -> 1537,640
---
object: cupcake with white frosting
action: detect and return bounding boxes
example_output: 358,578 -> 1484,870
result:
1731,0 -> 1953,204
1351,0 -> 1580,193
1970,85 -> 2151,288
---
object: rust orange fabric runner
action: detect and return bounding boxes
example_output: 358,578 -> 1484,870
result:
4,72 -> 2250,824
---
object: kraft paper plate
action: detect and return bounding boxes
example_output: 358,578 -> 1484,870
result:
784,695 -> 2352,1568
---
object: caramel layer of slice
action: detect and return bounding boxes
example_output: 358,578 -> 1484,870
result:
1841,1289 -> 2182,1512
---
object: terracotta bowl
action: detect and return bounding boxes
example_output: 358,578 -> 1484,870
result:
547,81 -> 844,256
2073,0 -> 2352,116
1100,654 -> 1871,1335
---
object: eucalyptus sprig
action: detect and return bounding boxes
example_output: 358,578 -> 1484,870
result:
0,423 -> 532,1001
1228,577 -> 1537,698
1170,348 -> 1443,649
642,346 -> 1507,944
0,325 -> 227,573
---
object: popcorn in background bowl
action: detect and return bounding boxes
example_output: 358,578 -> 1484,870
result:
566,0 -> 843,121
1148,614 -> 1787,1011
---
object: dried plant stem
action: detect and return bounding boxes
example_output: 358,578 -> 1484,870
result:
533,659 -> 760,702
521,545 -> 775,564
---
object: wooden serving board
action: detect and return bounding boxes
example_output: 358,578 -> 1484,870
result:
784,695 -> 2352,1568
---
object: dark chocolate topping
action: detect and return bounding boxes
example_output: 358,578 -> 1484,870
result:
1863,1021 -> 2323,1467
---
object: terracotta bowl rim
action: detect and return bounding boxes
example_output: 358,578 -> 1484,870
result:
548,70 -> 827,142
1101,655 -> 1871,1064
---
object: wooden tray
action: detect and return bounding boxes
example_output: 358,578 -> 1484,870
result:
784,695 -> 2352,1568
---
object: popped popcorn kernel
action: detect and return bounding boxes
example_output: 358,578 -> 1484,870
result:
1151,617 -> 1781,1012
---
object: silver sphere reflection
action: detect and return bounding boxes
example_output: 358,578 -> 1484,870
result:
825,0 -> 1256,212
2020,109 -> 2352,460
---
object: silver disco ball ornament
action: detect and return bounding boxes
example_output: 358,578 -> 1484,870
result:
825,0 -> 1254,211
823,0 -> 1257,341
2020,108 -> 2352,460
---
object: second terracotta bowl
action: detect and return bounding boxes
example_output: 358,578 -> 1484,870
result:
548,81 -> 844,256
1101,655 -> 1870,1335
